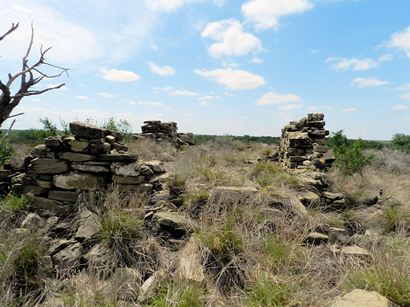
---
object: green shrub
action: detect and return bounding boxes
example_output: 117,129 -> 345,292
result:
344,267 -> 410,306
328,131 -> 373,175
102,117 -> 133,143
245,278 -> 291,307
392,133 -> 410,153
100,209 -> 143,245
39,117 -> 58,136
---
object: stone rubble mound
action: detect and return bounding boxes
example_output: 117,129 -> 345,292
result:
2,122 -> 165,210
279,113 -> 335,170
134,120 -> 194,147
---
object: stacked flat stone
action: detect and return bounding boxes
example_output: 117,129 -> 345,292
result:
7,122 -> 165,215
135,120 -> 194,146
279,113 -> 335,170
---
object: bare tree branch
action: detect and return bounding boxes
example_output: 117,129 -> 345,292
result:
7,112 -> 24,119
0,22 -> 69,127
0,23 -> 18,42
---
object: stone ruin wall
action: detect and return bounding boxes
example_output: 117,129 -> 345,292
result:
279,113 -> 335,170
0,122 -> 166,211
134,120 -> 194,147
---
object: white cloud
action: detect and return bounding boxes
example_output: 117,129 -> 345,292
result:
241,0 -> 313,30
74,95 -> 90,100
256,92 -> 301,106
129,100 -> 165,107
392,104 -> 408,111
101,68 -> 141,82
400,92 -> 410,101
351,77 -> 389,88
389,27 -> 410,58
213,0 -> 225,7
250,57 -> 263,64
326,55 -> 392,71
340,107 -> 358,112
201,19 -> 262,57
159,87 -> 200,96
0,1 -> 157,65
194,68 -> 266,90
145,0 -> 186,12
148,62 -> 176,76
98,92 -> 115,98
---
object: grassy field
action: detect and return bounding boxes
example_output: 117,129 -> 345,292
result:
0,135 -> 409,306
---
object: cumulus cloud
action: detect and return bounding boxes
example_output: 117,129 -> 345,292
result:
256,92 -> 301,106
201,19 -> 263,57
392,104 -> 409,111
389,27 -> 410,58
101,68 -> 141,82
250,57 -> 263,64
398,83 -> 410,101
326,55 -> 392,71
148,62 -> 176,76
194,68 -> 265,90
351,77 -> 389,88
241,0 -> 313,30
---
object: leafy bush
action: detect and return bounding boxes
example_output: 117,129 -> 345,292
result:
327,131 -> 373,175
392,133 -> 410,153
102,117 -> 133,143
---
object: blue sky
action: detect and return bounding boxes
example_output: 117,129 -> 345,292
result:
1,0 -> 410,139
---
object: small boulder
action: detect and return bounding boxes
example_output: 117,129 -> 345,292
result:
52,242 -> 82,271
54,172 -> 104,191
75,209 -> 100,241
331,289 -> 394,307
69,122 -> 106,139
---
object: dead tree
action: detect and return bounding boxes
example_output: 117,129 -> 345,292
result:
0,23 -> 68,127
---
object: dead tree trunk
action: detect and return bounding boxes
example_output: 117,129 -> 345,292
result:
0,23 -> 68,128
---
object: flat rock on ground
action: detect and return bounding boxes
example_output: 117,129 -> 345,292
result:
331,289 -> 395,307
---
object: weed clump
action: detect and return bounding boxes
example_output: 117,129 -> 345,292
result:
245,278 -> 291,307
150,281 -> 205,307
100,209 -> 144,245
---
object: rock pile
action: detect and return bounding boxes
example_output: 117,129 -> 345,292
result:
279,113 -> 335,170
6,122 -> 165,213
135,120 -> 194,147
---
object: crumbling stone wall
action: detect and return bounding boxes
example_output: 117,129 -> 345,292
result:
2,122 -> 165,212
279,113 -> 335,170
134,120 -> 194,147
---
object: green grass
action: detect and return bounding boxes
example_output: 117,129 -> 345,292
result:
245,278 -> 291,307
150,282 -> 204,307
197,222 -> 243,257
100,209 -> 144,244
382,206 -> 410,232
0,195 -> 28,223
253,162 -> 301,189
264,235 -> 303,273
344,267 -> 410,306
